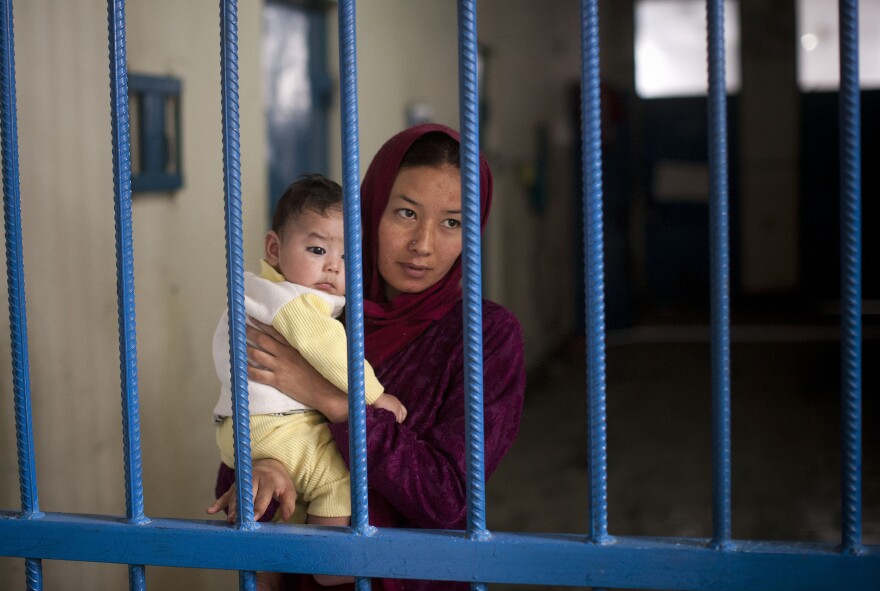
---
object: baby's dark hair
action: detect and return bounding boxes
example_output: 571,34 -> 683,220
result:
400,131 -> 461,171
271,174 -> 343,235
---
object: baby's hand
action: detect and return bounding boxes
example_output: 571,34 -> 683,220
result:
374,393 -> 407,423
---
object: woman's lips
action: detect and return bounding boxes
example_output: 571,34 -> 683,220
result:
399,262 -> 430,279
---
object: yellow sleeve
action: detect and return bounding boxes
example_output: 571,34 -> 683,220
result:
271,293 -> 385,403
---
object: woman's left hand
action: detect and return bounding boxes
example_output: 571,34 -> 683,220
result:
206,458 -> 297,523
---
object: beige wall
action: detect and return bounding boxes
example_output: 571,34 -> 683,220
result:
479,0 -> 586,365
327,1 -> 462,177
0,1 -> 266,588
0,1 -> 587,588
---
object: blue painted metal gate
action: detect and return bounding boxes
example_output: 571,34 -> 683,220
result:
0,1 -> 877,589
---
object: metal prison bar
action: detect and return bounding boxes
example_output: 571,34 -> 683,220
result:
0,0 -> 878,589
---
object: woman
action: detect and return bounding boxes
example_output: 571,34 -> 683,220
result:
210,123 -> 526,589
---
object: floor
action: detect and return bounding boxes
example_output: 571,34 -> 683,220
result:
486,314 -> 879,590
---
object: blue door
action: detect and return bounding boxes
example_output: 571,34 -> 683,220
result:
263,0 -> 333,215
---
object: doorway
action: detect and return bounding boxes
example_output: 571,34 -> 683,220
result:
263,0 -> 333,216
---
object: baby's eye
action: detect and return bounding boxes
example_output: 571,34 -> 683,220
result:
396,208 -> 416,219
442,219 -> 461,229
307,246 -> 326,255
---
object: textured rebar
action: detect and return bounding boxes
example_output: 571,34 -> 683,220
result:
1,1 -> 44,589
1,0 -> 37,520
337,1 -> 372,552
706,0 -> 732,549
23,559 -> 42,591
579,0 -> 609,545
338,2 -> 372,588
107,1 -> 149,588
838,0 -> 862,555
107,0 -> 147,528
219,3 -> 256,589
458,0 -> 489,549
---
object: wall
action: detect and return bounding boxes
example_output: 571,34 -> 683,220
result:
738,0 -> 800,293
477,0 -> 634,364
326,1 -> 461,179
477,0 -> 584,366
0,1 -> 265,589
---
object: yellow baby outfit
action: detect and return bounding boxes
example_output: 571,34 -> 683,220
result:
213,261 -> 384,518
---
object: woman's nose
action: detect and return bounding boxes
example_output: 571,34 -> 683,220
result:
408,225 -> 433,254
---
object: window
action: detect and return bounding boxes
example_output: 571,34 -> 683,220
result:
128,74 -> 183,193
797,0 -> 880,90
635,0 -> 741,98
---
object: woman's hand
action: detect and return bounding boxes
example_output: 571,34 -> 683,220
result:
246,318 -> 349,422
206,458 -> 297,523
374,392 -> 408,423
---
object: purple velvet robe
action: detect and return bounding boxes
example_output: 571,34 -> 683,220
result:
216,299 -> 525,590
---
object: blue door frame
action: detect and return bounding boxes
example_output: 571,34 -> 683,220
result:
1,1 -> 877,590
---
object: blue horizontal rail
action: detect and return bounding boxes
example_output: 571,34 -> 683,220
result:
1,511 -> 878,590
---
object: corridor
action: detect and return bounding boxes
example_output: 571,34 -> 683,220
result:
488,311 -> 879,590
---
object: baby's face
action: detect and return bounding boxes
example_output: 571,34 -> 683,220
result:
267,208 -> 345,296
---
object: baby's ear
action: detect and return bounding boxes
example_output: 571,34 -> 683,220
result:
265,231 -> 281,266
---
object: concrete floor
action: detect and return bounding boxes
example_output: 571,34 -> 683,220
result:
487,320 -> 879,590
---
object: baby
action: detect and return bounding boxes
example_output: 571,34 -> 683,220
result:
211,174 -> 405,588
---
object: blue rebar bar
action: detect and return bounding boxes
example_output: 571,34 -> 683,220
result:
459,2 -> 489,589
706,0 -> 732,549
107,0 -> 148,587
339,0 -> 368,591
337,0 -> 372,536
838,0 -> 862,555
579,0 -> 610,546
0,1 -> 43,588
458,0 -> 489,549
338,2 -> 373,589
218,1 -> 256,589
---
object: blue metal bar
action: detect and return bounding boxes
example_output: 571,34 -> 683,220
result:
458,2 -> 489,589
706,0 -> 732,549
579,0 -> 610,545
0,0 -> 43,588
337,0 -> 371,536
107,0 -> 148,588
218,2 -> 256,589
0,0 -> 35,517
458,0 -> 489,547
1,513 -> 879,589
338,2 -> 372,588
838,0 -> 862,555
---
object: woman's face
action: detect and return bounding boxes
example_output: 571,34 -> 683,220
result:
377,164 -> 463,301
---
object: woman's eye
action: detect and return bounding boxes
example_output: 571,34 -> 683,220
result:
307,246 -> 326,255
397,208 -> 416,219
442,219 -> 461,229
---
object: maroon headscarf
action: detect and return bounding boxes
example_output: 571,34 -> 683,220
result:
360,123 -> 493,368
